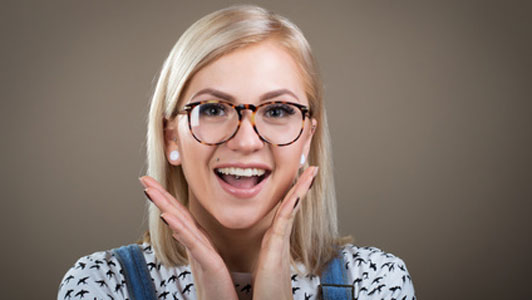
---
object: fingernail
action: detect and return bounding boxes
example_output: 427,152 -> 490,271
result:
309,176 -> 316,189
139,177 -> 148,188
160,215 -> 169,225
309,168 -> 318,189
144,189 -> 153,202
293,197 -> 300,209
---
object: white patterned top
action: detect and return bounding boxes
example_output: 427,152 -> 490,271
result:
57,243 -> 415,300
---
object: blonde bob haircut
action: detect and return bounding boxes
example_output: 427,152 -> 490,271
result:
143,4 -> 352,275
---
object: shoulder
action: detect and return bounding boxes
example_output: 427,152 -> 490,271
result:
338,243 -> 416,299
57,243 -> 196,300
57,244 -> 131,300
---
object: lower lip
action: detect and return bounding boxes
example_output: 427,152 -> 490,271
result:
215,173 -> 269,199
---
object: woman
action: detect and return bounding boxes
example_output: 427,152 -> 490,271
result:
58,5 -> 415,300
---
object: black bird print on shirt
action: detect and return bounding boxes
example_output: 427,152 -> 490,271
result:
95,280 -> 107,287
177,270 -> 191,279
371,276 -> 383,285
77,276 -> 89,285
382,261 -> 395,271
158,291 -> 169,299
106,259 -> 116,267
369,261 -> 377,271
64,289 -> 74,299
76,262 -> 86,270
74,289 -> 89,298
368,284 -> 386,296
390,286 -> 402,293
306,274 -> 317,280
291,274 -> 298,282
147,262 -> 158,271
64,275 -> 75,284
182,283 -> 193,295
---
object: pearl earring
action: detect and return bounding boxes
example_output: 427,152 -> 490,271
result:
300,154 -> 306,166
170,150 -> 180,161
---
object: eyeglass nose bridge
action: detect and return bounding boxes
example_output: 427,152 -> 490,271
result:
233,103 -> 257,118
230,103 -> 268,144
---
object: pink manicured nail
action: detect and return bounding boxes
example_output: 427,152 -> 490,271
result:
293,197 -> 300,209
309,176 -> 316,189
143,189 -> 153,202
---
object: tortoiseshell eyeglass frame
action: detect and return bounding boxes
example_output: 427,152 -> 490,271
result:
175,100 -> 312,146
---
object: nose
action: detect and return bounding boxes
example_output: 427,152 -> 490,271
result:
225,111 -> 264,153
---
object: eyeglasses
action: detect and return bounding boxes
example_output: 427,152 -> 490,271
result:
176,100 -> 311,146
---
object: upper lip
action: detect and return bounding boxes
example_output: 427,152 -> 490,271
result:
213,162 -> 272,171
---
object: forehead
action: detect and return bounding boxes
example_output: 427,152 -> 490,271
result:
183,40 -> 307,105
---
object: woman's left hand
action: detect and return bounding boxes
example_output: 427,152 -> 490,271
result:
252,166 -> 318,300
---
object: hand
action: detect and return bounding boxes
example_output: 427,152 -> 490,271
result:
252,166 -> 319,300
140,176 -> 238,300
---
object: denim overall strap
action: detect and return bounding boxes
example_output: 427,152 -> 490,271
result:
112,244 -> 157,300
319,253 -> 354,300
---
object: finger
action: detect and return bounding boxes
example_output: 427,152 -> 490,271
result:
270,166 -> 318,239
141,180 -> 213,246
140,176 -> 187,208
144,187 -> 193,224
141,177 -> 196,224
161,213 -> 219,268
146,188 -> 210,245
163,212 -> 214,256
276,166 -> 318,220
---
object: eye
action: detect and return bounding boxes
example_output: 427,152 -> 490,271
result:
199,103 -> 228,117
263,103 -> 296,118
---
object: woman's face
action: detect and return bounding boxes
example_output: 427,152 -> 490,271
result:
166,40 -> 315,230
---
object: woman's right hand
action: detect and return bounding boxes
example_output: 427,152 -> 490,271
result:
139,176 -> 239,300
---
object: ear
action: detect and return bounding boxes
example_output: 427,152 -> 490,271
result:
301,118 -> 317,165
163,117 -> 181,166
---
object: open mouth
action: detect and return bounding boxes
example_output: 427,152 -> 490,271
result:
215,167 -> 271,189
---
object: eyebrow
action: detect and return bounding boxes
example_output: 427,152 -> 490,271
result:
189,88 -> 300,103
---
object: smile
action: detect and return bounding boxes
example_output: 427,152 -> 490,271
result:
214,166 -> 271,198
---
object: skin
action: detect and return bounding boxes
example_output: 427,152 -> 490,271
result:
140,39 -> 318,300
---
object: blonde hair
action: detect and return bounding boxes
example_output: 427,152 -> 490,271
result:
143,4 -> 352,275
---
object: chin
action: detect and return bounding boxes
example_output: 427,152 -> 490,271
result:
214,207 -> 267,230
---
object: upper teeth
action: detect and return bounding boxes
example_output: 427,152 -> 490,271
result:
216,167 -> 266,177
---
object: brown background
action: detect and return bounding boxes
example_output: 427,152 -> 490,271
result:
2,0 -> 531,299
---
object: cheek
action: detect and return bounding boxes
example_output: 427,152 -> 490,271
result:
271,147 -> 304,195
178,130 -> 215,192
275,145 -> 304,173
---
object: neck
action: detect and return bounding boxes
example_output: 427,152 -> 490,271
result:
188,195 -> 278,273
